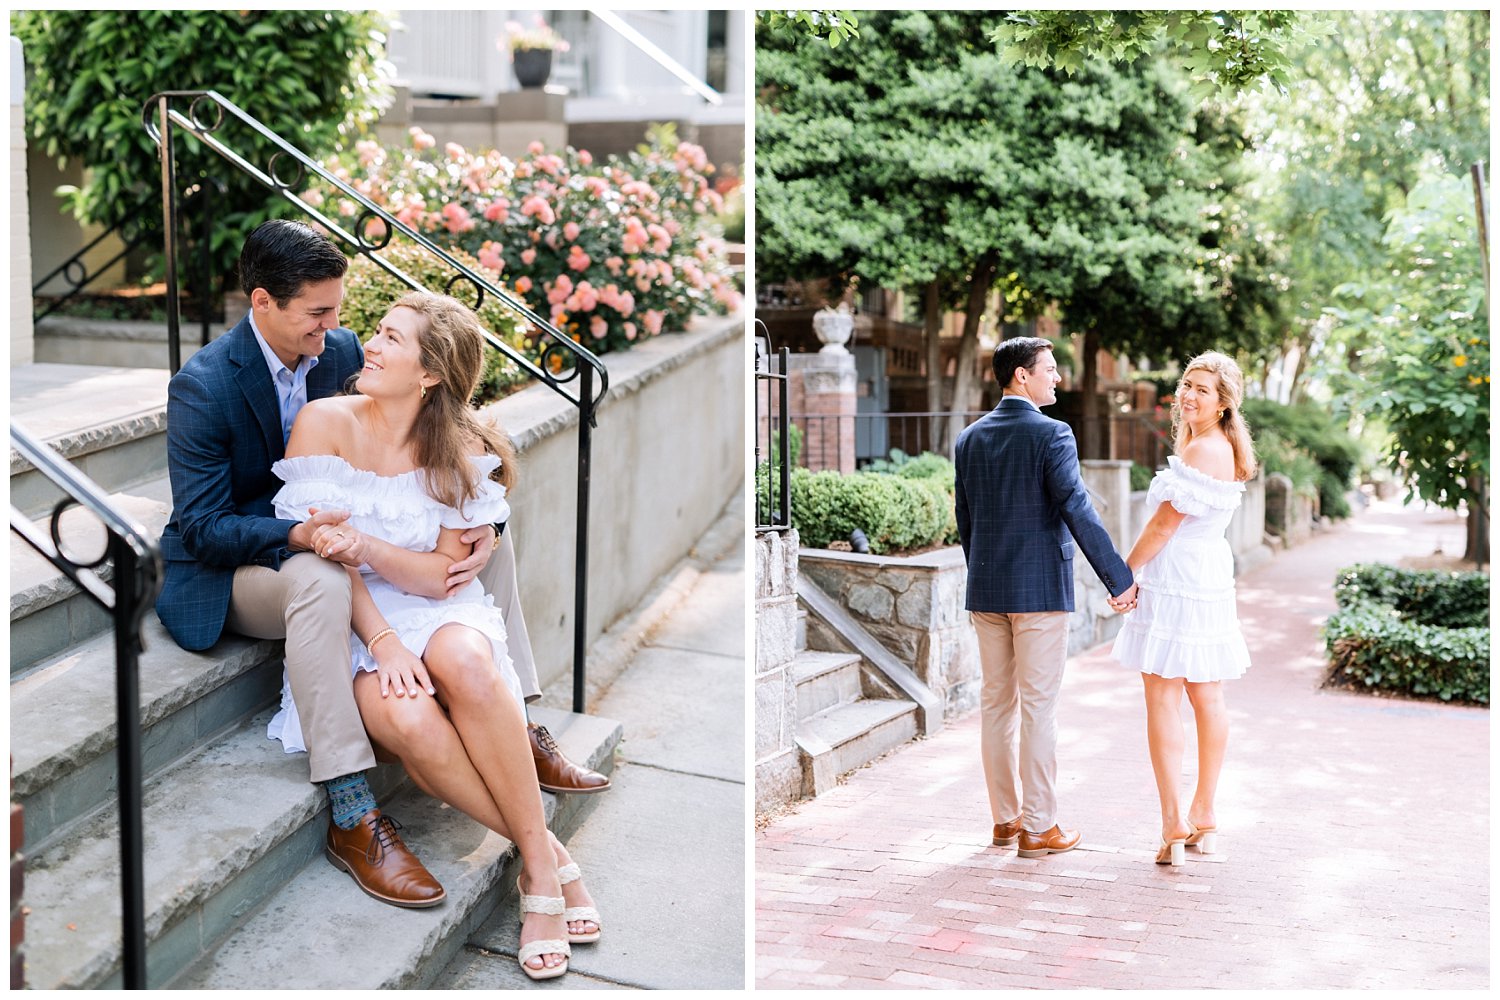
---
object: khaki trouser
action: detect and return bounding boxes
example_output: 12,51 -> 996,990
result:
479,526 -> 541,703
228,553 -> 370,784
971,610 -> 1069,834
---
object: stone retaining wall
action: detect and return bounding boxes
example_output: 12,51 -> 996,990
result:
484,312 -> 744,694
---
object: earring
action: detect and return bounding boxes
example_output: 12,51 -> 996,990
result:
420,384 -> 427,400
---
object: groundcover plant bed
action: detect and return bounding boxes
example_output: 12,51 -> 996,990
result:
1323,563 -> 1489,704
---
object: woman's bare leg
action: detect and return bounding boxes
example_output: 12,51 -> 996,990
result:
353,665 -> 566,972
1184,680 -> 1228,831
1141,673 -> 1192,843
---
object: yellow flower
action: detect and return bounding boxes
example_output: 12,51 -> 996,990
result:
1453,354 -> 1468,367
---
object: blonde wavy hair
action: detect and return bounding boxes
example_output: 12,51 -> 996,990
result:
386,291 -> 517,509
1172,351 -> 1257,482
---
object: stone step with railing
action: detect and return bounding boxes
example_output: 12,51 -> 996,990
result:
33,315 -> 220,370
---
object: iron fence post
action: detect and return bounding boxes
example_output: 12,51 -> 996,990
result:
200,177 -> 213,347
157,96 -> 181,375
573,363 -> 594,714
778,348 -> 790,524
113,536 -> 147,989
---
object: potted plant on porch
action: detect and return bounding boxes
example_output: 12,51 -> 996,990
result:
501,15 -> 570,89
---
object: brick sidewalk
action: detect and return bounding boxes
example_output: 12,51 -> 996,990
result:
756,500 -> 1489,989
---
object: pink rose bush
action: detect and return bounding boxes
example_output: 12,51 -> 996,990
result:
310,127 -> 742,358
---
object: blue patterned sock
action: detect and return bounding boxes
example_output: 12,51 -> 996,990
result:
324,772 -> 377,829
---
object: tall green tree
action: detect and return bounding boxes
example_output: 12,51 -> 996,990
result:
758,9 -> 1279,456
1329,174 -> 1489,564
1240,10 -> 1489,400
13,9 -> 391,290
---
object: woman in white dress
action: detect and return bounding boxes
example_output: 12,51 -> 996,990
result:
1112,352 -> 1256,867
270,291 -> 596,980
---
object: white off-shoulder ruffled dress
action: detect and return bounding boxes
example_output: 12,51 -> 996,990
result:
1112,456 -> 1251,682
266,453 -> 523,753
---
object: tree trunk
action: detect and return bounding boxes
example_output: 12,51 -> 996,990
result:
1464,472 -> 1489,567
943,254 -> 998,457
922,282 -> 943,457
1079,328 -> 1102,460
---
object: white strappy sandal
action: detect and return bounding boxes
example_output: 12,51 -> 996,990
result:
516,877 -> 571,981
558,862 -> 602,944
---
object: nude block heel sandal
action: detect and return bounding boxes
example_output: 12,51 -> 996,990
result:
557,862 -> 602,944
516,877 -> 571,981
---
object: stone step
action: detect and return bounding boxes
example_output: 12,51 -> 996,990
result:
168,709 -> 621,990
796,697 -> 918,799
10,363 -> 171,517
794,607 -> 808,652
10,477 -> 174,676
790,649 -> 862,722
11,616 -> 283,852
33,316 -> 219,369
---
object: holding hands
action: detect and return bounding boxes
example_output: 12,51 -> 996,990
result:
1108,582 -> 1140,614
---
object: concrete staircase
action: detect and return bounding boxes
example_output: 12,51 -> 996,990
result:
9,361 -> 620,989
791,578 -> 940,797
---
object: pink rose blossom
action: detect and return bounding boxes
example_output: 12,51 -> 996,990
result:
410,127 -> 436,151
605,256 -> 624,276
445,142 -> 466,160
442,203 -> 475,233
590,316 -> 608,339
478,243 -> 504,273
635,276 -> 653,293
483,199 -> 510,223
643,310 -> 665,336
521,247 -> 537,266
514,276 -> 533,295
567,246 -> 592,271
519,195 -> 556,226
623,322 -> 637,341
563,221 -> 581,242
528,140 -> 545,155
578,149 -> 594,166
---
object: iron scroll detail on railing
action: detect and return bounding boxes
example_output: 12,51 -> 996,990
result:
141,90 -> 607,412
143,89 -> 605,714
10,426 -> 163,990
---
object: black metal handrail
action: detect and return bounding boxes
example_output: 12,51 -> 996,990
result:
142,89 -> 607,712
31,179 -> 222,349
9,426 -> 163,989
754,320 -> 791,532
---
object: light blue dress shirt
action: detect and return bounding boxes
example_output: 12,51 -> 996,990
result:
249,314 -> 321,445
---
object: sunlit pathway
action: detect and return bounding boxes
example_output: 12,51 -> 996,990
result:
755,500 -> 1487,989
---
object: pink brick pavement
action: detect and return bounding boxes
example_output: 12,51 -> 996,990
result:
756,500 -> 1489,989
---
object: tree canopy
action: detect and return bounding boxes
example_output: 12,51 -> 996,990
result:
757,9 -> 1282,455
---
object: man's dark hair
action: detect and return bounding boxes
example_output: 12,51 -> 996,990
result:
238,220 -> 348,306
992,336 -> 1054,390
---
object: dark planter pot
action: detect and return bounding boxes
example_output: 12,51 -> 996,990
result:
513,48 -> 553,89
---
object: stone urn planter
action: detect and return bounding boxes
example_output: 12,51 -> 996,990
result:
513,48 -> 553,88
812,303 -> 854,355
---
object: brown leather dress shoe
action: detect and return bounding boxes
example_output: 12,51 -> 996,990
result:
325,809 -> 446,908
531,723 -> 610,794
1017,823 -> 1082,858
992,817 -> 1023,847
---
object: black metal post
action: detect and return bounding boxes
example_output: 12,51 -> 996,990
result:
112,537 -> 147,989
778,348 -> 790,526
158,97 -> 181,374
199,179 -> 213,347
573,363 -> 594,714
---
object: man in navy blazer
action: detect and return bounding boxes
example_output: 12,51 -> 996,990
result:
954,337 -> 1138,859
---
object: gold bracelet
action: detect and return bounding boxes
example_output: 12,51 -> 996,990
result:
367,627 -> 398,651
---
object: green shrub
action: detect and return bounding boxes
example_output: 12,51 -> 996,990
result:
789,466 -> 949,554
1129,461 -> 1156,492
341,244 -> 533,403
1333,564 -> 1489,627
12,10 -> 391,288
1323,563 -> 1490,704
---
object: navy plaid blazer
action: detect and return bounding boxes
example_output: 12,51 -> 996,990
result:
155,317 -> 364,650
954,396 -> 1133,613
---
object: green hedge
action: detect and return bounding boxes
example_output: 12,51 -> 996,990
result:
1323,564 -> 1490,705
788,450 -> 958,554
1243,399 -> 1364,519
